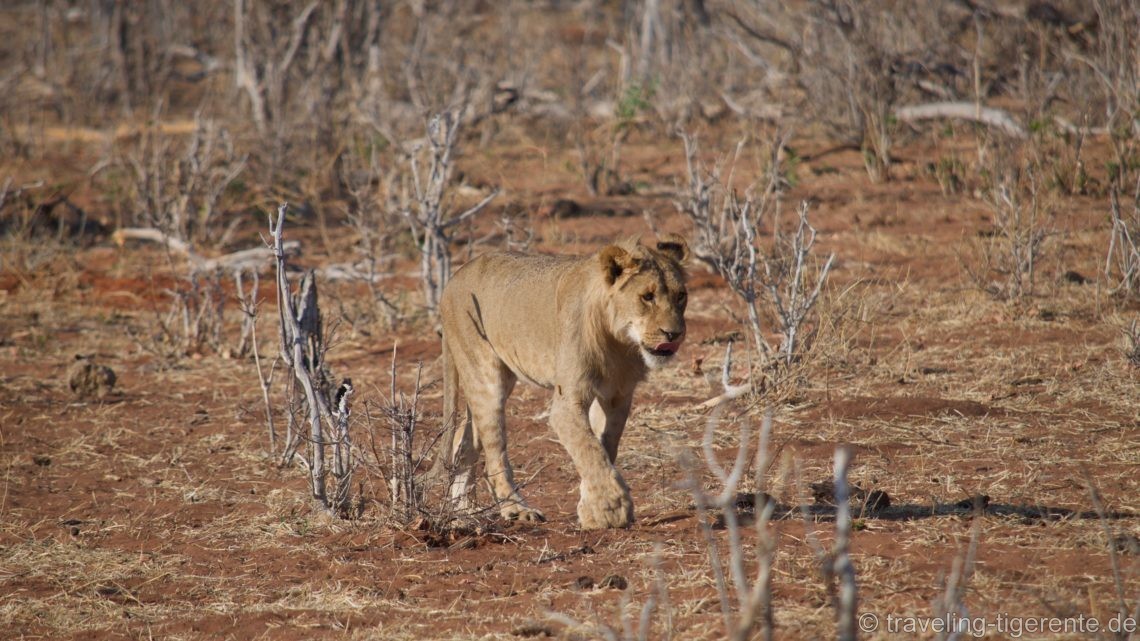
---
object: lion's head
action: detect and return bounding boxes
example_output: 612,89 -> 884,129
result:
597,235 -> 690,368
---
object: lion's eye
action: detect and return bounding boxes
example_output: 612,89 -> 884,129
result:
641,291 -> 655,303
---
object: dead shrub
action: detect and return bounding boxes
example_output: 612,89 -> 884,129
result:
122,114 -> 246,247
551,413 -> 862,641
1073,0 -> 1140,190
676,131 -> 834,394
396,109 -> 498,318
260,204 -> 357,517
745,1 -> 956,182
1106,176 -> 1140,298
966,140 -> 1055,301
336,146 -> 406,331
115,115 -> 246,359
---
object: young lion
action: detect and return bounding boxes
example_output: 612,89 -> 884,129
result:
428,236 -> 689,529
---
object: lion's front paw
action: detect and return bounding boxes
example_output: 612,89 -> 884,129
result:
500,499 -> 546,524
577,478 -> 634,529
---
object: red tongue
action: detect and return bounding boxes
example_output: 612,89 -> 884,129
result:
654,341 -> 680,352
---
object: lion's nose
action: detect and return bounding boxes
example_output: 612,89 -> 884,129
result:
662,329 -> 683,342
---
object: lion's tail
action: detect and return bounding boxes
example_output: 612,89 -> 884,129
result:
426,332 -> 460,482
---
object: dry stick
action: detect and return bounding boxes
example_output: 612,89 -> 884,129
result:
404,361 -> 424,516
237,268 -> 278,454
693,410 -> 777,641
232,0 -> 265,133
742,413 -> 776,641
690,409 -> 737,635
389,341 -> 399,510
832,446 -> 858,641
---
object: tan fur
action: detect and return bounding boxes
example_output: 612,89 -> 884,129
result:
429,236 -> 689,529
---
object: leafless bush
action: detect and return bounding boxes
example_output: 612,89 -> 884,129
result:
266,203 -> 355,517
564,34 -> 634,198
124,115 -> 246,247
1073,0 -> 1140,189
338,149 -> 405,330
398,109 -> 498,318
141,267 -> 228,360
232,1 -> 359,150
685,412 -> 780,641
764,202 -> 837,368
18,1 -> 217,123
1106,176 -> 1140,297
770,3 -> 916,180
381,350 -> 426,522
802,2 -> 898,181
676,132 -> 834,385
971,144 -> 1053,301
351,346 -> 479,530
554,412 -> 863,641
114,116 -> 247,359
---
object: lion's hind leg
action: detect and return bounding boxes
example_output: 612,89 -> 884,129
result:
465,363 -> 545,523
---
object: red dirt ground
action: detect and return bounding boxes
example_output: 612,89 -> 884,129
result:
2,132 -> 1138,640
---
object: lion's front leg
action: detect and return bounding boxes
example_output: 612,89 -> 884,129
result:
552,393 -> 633,529
588,392 -> 634,464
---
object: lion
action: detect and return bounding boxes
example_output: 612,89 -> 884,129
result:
426,235 -> 690,529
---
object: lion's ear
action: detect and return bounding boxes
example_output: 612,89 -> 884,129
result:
656,234 -> 690,264
599,245 -> 639,285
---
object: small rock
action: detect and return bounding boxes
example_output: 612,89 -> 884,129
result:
68,357 -> 116,399
1063,270 -> 1089,285
862,489 -> 891,512
1112,533 -> 1140,555
599,574 -> 628,590
574,575 -> 595,590
810,480 -> 837,505
550,199 -> 584,219
32,454 -> 51,466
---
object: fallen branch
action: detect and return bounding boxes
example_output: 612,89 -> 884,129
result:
112,227 -> 299,273
895,102 -> 1027,139
698,342 -> 751,409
